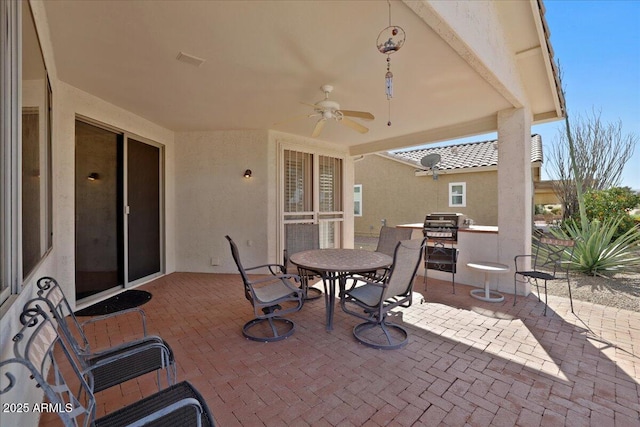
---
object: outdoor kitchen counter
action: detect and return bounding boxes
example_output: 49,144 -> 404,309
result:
397,223 -> 511,294
396,223 -> 498,234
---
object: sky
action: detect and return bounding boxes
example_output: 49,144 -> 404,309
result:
535,0 -> 640,190
405,0 -> 640,191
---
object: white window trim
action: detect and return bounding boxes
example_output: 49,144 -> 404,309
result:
1,0 -> 21,305
449,182 -> 466,208
353,184 -> 362,217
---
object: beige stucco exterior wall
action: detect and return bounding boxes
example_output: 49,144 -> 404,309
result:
174,130 -> 274,273
174,130 -> 353,274
354,154 -> 500,235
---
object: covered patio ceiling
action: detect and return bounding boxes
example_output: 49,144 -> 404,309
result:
41,0 -> 562,155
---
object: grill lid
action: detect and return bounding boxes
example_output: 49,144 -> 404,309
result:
424,212 -> 467,228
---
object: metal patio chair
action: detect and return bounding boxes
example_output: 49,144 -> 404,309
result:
1,305 -> 215,427
340,238 -> 427,349
513,237 -> 576,316
366,226 -> 414,281
283,223 -> 323,300
27,276 -> 176,393
226,235 -> 304,342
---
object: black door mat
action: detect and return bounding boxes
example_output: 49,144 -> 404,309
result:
75,290 -> 152,317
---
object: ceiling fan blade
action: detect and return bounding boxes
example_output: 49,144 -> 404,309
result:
311,119 -> 326,138
340,117 -> 368,134
341,110 -> 375,121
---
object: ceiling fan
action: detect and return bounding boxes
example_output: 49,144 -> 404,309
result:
279,85 -> 374,138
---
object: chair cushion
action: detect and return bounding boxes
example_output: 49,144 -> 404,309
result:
346,284 -> 383,307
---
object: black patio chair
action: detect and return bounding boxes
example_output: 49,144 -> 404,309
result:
283,223 -> 323,300
26,276 -> 176,393
226,235 -> 304,342
1,305 -> 215,427
513,237 -> 576,316
340,238 -> 427,349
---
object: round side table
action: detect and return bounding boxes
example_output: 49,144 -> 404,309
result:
466,261 -> 510,302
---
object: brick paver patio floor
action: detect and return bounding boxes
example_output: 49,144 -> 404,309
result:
39,272 -> 640,426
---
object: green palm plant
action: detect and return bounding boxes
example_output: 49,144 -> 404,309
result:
549,216 -> 640,276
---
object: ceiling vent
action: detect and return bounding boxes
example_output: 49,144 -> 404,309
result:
176,52 -> 205,67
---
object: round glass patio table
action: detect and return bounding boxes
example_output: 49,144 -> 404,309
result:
290,249 -> 392,331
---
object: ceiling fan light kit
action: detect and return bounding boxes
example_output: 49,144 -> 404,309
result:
276,3 -> 407,138
279,84 -> 375,138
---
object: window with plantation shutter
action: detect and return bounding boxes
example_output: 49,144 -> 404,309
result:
282,149 -> 343,249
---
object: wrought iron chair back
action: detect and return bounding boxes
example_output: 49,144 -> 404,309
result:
534,237 -> 575,275
1,305 -> 216,427
30,277 -> 176,393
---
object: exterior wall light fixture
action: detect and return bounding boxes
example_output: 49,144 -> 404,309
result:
87,172 -> 100,181
243,169 -> 252,178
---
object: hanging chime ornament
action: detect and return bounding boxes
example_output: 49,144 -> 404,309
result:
376,0 -> 405,126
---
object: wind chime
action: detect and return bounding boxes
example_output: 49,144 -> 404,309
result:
376,0 -> 406,126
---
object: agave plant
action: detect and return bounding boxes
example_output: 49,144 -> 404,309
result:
548,216 -> 640,276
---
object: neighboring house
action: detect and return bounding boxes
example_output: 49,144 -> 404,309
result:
354,135 -> 545,233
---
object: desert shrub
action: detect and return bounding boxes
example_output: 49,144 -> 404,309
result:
549,216 -> 640,276
571,187 -> 640,239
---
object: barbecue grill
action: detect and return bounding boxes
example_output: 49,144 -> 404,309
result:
423,212 -> 467,241
422,212 -> 466,293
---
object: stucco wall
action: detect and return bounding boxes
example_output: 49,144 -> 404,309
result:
354,154 -> 499,236
174,130 -> 274,273
174,130 -> 354,273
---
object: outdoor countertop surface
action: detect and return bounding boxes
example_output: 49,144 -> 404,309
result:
397,223 -> 498,233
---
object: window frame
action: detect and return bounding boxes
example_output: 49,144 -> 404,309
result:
1,0 -> 21,305
353,184 -> 362,217
449,182 -> 466,208
1,1 -> 53,306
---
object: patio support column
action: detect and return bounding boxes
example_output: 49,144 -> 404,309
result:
497,107 -> 532,296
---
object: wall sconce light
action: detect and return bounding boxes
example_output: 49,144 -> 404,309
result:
87,172 -> 100,181
243,169 -> 252,178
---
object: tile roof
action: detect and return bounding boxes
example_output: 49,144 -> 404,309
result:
384,134 -> 543,171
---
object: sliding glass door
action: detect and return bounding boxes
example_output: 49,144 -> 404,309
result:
127,138 -> 161,282
75,121 -> 123,299
75,120 -> 163,300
